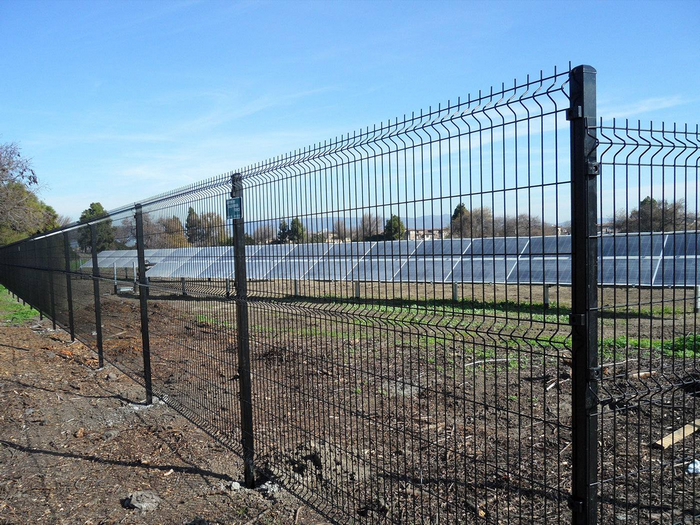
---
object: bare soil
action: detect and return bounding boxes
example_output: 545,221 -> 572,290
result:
4,278 -> 700,524
0,317 -> 326,525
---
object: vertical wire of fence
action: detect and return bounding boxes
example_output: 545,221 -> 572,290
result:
1,64 -> 698,524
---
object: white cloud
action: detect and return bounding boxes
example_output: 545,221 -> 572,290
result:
600,95 -> 690,120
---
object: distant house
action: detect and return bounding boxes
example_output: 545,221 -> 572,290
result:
404,228 -> 446,241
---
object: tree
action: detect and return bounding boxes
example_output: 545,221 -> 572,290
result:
78,202 -> 114,252
384,215 -> 406,240
277,219 -> 290,243
493,213 -> 552,237
358,212 -> 383,241
155,216 -> 188,248
450,203 -> 468,237
450,203 -> 494,238
619,197 -> 693,232
244,233 -> 256,245
199,212 -> 229,245
253,224 -> 276,244
308,231 -> 328,243
332,219 -> 350,241
289,217 -> 306,243
0,143 -> 60,245
0,183 -> 61,245
185,207 -> 203,245
114,213 -> 156,248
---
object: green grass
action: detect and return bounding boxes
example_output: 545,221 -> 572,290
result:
311,294 -> 569,324
196,313 -> 233,328
304,293 -> 691,322
662,334 -> 700,358
588,334 -> 698,361
196,295 -> 697,363
0,286 -> 38,325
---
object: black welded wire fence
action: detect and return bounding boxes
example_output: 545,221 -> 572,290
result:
0,64 -> 698,524
594,120 -> 700,524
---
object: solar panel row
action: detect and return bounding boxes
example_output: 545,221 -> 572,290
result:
82,233 -> 700,287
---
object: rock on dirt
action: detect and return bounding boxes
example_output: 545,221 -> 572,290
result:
102,429 -> 119,441
121,490 -> 162,511
258,481 -> 281,497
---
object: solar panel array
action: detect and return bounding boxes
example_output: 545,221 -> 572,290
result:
82,232 -> 700,287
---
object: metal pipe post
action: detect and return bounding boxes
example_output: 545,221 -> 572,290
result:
90,223 -> 105,368
568,64 -> 599,525
232,173 -> 255,488
48,270 -> 56,330
63,232 -> 75,341
135,204 -> 154,405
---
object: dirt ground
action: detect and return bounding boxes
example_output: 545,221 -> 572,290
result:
0,316 -> 326,525
2,279 -> 699,524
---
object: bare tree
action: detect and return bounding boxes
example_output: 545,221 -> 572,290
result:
332,219 -> 350,241
253,224 -> 276,244
450,204 -> 493,238
358,212 -> 383,241
493,213 -> 554,237
617,197 -> 695,232
0,143 -> 40,235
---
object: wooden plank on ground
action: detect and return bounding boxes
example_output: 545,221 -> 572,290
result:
652,419 -> 700,449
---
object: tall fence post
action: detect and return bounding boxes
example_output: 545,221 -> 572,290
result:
90,223 -> 105,369
232,173 -> 255,488
63,232 -> 75,341
48,270 -> 56,330
569,64 -> 599,525
135,204 -> 154,405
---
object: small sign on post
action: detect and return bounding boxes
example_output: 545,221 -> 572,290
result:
226,197 -> 242,220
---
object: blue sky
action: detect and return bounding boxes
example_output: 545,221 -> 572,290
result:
1,0 -> 698,221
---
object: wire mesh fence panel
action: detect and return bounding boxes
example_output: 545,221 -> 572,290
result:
90,211 -> 147,386
595,121 -> 700,524
1,64 -> 698,524
235,66 -> 575,523
137,190 -> 244,454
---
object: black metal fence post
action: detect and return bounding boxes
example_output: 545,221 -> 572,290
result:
90,223 -> 105,368
569,64 -> 599,525
63,232 -> 75,341
48,270 -> 56,330
232,173 -> 255,488
135,204 -> 154,405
